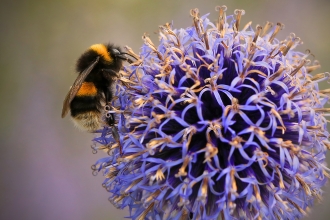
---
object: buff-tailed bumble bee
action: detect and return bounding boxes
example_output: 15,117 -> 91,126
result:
61,44 -> 134,154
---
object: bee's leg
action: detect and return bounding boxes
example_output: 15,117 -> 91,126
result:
104,110 -> 115,126
111,126 -> 122,155
104,89 -> 123,156
126,58 -> 134,64
104,111 -> 123,155
104,88 -> 114,126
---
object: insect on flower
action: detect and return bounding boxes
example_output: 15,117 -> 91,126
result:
91,5 -> 330,220
62,44 -> 136,154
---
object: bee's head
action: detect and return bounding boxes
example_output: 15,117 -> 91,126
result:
107,45 -> 129,63
112,48 -> 128,60
90,44 -> 125,69
103,44 -> 126,71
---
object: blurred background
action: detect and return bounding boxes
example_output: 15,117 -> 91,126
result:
1,0 -> 330,219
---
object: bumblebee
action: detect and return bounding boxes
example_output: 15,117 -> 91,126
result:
61,44 -> 132,137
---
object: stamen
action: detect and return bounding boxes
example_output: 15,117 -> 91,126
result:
190,8 -> 201,36
234,9 -> 245,32
251,126 -> 269,142
155,167 -> 165,181
144,189 -> 162,204
280,36 -> 301,56
137,202 -> 155,220
175,155 -> 191,177
113,194 -> 127,204
274,193 -> 289,210
183,126 -> 197,147
146,136 -> 173,152
275,166 -> 285,189
266,86 -> 276,95
124,46 -> 140,61
155,79 -> 177,94
322,140 -> 330,150
253,184 -> 262,203
105,167 -> 118,179
288,88 -> 307,100
212,54 -> 221,73
203,31 -> 210,50
274,212 -> 281,220
142,34 -> 163,60
306,60 -> 321,73
224,98 -> 240,116
215,5 -> 227,37
241,58 -> 256,78
195,52 -> 210,67
229,136 -> 245,148
323,170 -> 330,178
281,140 -> 299,154
306,125 -> 321,130
124,177 -> 143,193
252,25 -> 262,44
287,198 -> 307,215
254,149 -> 269,167
311,72 -> 329,81
261,21 -> 273,37
118,150 -> 147,162
197,175 -> 209,204
205,120 -> 223,143
220,211 -> 225,220
269,23 -> 284,43
246,69 -> 267,77
204,143 -> 218,163
270,108 -> 286,133
311,189 -> 322,202
221,41 -> 229,50
296,175 -> 311,196
290,59 -> 307,76
230,169 -> 237,192
314,108 -> 330,113
159,25 -> 181,47
231,98 -> 239,111
268,46 -> 281,59
241,21 -> 252,32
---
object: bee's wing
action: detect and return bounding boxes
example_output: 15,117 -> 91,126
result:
61,57 -> 100,118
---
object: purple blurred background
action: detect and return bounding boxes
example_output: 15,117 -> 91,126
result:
1,0 -> 330,219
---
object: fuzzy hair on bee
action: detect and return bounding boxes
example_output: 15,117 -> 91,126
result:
61,43 -> 133,133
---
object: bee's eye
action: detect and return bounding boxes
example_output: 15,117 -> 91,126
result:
112,49 -> 120,56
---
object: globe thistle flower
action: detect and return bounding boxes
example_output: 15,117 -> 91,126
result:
92,6 -> 330,220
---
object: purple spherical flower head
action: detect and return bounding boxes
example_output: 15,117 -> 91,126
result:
92,6 -> 330,220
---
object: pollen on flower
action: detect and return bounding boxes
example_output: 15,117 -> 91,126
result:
91,5 -> 330,220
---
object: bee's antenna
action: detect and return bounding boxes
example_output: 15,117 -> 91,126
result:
120,52 -> 138,60
119,52 -> 138,64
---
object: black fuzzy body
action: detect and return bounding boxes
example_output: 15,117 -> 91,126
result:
70,44 -> 123,131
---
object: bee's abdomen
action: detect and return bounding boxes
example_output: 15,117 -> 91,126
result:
76,82 -> 98,96
70,96 -> 99,116
71,110 -> 102,132
70,82 -> 102,131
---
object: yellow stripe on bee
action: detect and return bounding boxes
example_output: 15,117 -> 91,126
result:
90,44 -> 112,63
76,82 -> 97,96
